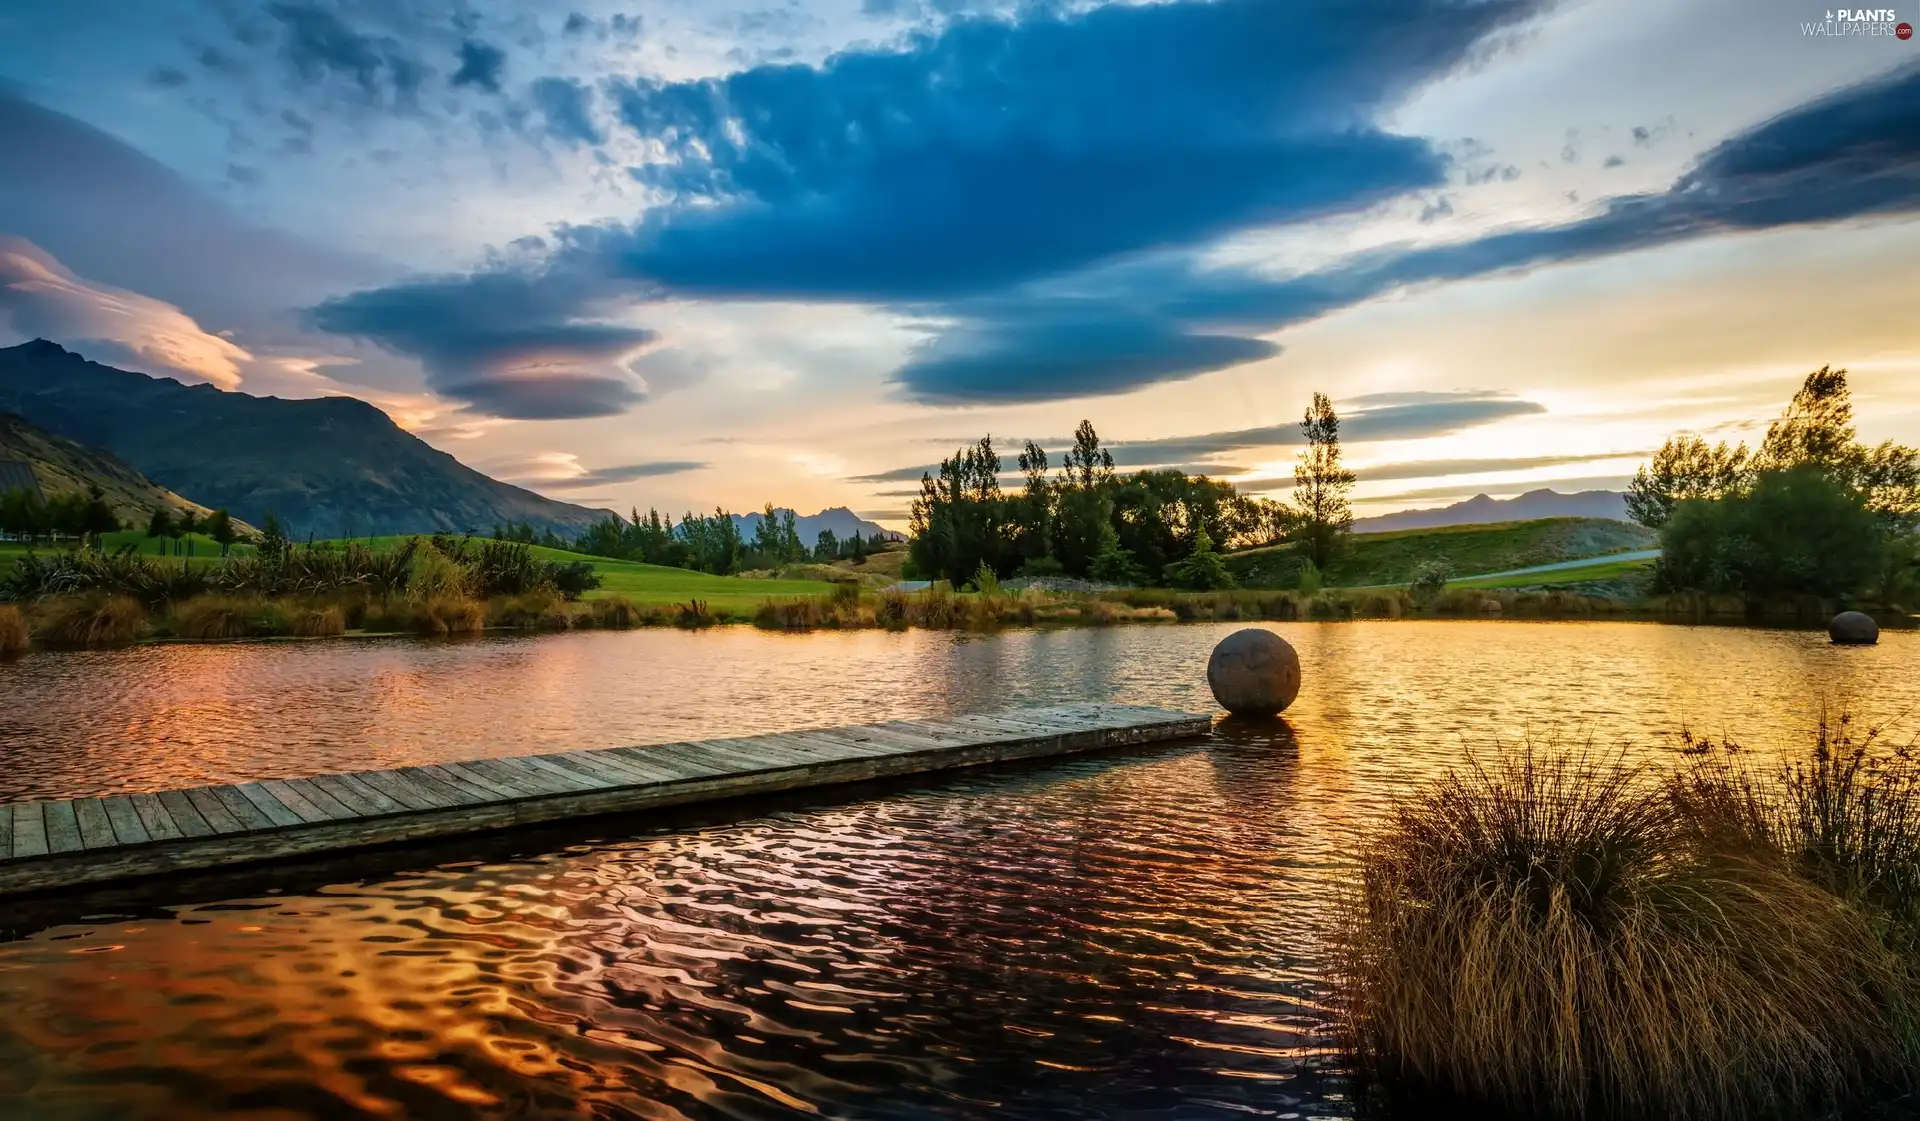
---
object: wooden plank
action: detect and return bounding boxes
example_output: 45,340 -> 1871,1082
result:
232,783 -> 305,829
277,778 -> 360,823
351,769 -> 449,812
307,774 -> 392,817
157,790 -> 216,839
10,803 -> 47,859
101,797 -> 152,846
73,799 -> 118,850
130,793 -> 187,843
210,784 -> 280,832
514,754 -> 616,791
463,757 -> 574,798
403,765 -> 505,807
326,773 -> 411,814
43,801 -> 84,855
189,787 -> 253,834
0,705 -> 1211,898
420,763 -> 525,803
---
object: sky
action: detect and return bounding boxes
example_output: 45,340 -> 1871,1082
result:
0,0 -> 1916,529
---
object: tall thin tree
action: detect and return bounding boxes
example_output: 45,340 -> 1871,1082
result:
1290,392 -> 1356,573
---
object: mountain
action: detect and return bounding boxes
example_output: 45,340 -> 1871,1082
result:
1354,488 -> 1631,533
0,340 -> 612,537
0,410 -> 225,526
733,506 -> 902,545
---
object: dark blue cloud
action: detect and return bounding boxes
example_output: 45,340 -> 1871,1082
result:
264,2 -> 430,110
308,269 -> 652,419
451,39 -> 506,93
529,76 -> 600,145
597,0 -> 1539,300
514,460 -> 707,489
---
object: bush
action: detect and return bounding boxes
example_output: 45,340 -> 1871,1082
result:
32,594 -> 148,647
488,589 -> 572,630
3,550 -> 211,606
876,587 -> 909,628
286,604 -> 346,637
1656,466 -> 1884,599
1164,527 -> 1235,591
410,595 -> 486,636
1296,557 -> 1324,596
0,604 -> 26,657
409,546 -> 471,600
171,595 -> 282,639
1408,559 -> 1449,607
1339,746 -> 1916,1121
674,599 -> 714,629
547,560 -> 601,600
585,596 -> 649,628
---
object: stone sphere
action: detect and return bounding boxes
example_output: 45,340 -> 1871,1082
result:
1207,628 -> 1302,716
1830,610 -> 1880,646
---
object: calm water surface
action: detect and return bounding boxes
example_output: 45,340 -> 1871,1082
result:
0,621 -> 1914,1120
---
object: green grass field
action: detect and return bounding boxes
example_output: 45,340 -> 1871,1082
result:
1225,517 -> 1657,589
1448,555 -> 1656,590
0,533 -> 838,608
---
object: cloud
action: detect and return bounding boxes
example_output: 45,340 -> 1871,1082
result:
0,88 -> 385,330
0,237 -> 251,388
849,391 -> 1545,483
306,0 -> 1544,403
264,2 -> 430,110
308,267 -> 656,419
1359,474 -> 1635,504
451,39 -> 506,93
530,76 -> 600,145
894,307 -> 1279,404
501,452 -> 706,491
1353,450 -> 1644,483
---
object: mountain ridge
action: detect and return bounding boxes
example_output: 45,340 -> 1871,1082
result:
0,409 -> 224,526
1354,488 -> 1631,533
0,339 -> 613,537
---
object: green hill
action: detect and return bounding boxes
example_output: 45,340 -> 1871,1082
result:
0,339 -> 611,539
0,411 -> 224,528
1225,517 -> 1658,588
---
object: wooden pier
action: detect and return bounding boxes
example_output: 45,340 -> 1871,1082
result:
0,703 -> 1210,897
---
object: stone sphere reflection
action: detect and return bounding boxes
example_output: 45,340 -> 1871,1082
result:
1206,628 -> 1302,716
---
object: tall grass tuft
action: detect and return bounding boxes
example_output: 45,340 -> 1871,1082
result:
32,594 -> 148,648
487,589 -> 572,630
171,595 -> 280,639
410,595 -> 486,636
0,604 -> 26,657
1338,745 -> 1916,1121
585,596 -> 652,628
286,604 -> 346,637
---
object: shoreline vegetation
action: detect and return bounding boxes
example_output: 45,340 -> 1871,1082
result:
1339,714 -> 1920,1119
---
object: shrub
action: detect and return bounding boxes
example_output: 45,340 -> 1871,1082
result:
32,594 -> 148,647
0,604 -> 26,657
1408,559 -> 1449,607
876,588 -> 909,628
286,604 -> 346,637
1296,557 -> 1324,596
547,560 -> 601,600
1656,466 -> 1884,599
410,595 -> 486,636
488,589 -> 572,630
829,580 -> 862,610
3,550 -> 211,606
1339,746 -> 1915,1121
754,597 -> 821,630
674,600 -> 714,629
585,596 -> 648,628
1163,527 -> 1235,590
968,560 -> 1001,597
409,547 -> 470,601
171,595 -> 281,639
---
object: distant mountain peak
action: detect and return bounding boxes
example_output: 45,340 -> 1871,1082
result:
1354,488 -> 1632,533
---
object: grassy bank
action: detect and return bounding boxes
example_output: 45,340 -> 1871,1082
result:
1338,717 -> 1920,1120
1226,517 -> 1657,589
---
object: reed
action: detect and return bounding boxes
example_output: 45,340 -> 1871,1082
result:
286,604 -> 346,637
1337,745 -> 1917,1120
584,596 -> 655,628
31,594 -> 148,648
0,604 -> 26,657
170,595 -> 278,640
487,589 -> 573,630
409,595 -> 487,636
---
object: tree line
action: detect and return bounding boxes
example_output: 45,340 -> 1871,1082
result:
572,504 -> 893,575
906,394 -> 1357,589
1628,366 -> 1919,602
0,483 -> 119,544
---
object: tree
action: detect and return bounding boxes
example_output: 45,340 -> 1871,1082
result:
255,510 -> 290,562
1655,467 -> 1883,600
1290,392 -> 1356,572
1053,421 -> 1117,576
908,436 -> 1009,584
145,508 -> 175,541
205,508 -> 238,555
1163,523 -> 1235,590
77,484 -> 118,545
0,488 -> 47,542
814,529 -> 839,561
780,509 -> 802,562
1627,436 -> 1750,528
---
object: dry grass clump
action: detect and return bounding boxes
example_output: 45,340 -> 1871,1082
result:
752,591 -> 877,630
583,596 -> 661,629
31,594 -> 148,648
0,604 -> 27,657
171,595 -> 279,639
409,595 -> 487,636
487,589 -> 573,630
284,603 -> 345,636
1338,745 -> 1916,1121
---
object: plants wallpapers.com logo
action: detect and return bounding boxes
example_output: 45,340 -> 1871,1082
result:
1801,8 -> 1913,35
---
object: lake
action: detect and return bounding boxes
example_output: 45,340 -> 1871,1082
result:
0,621 -> 1914,1119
